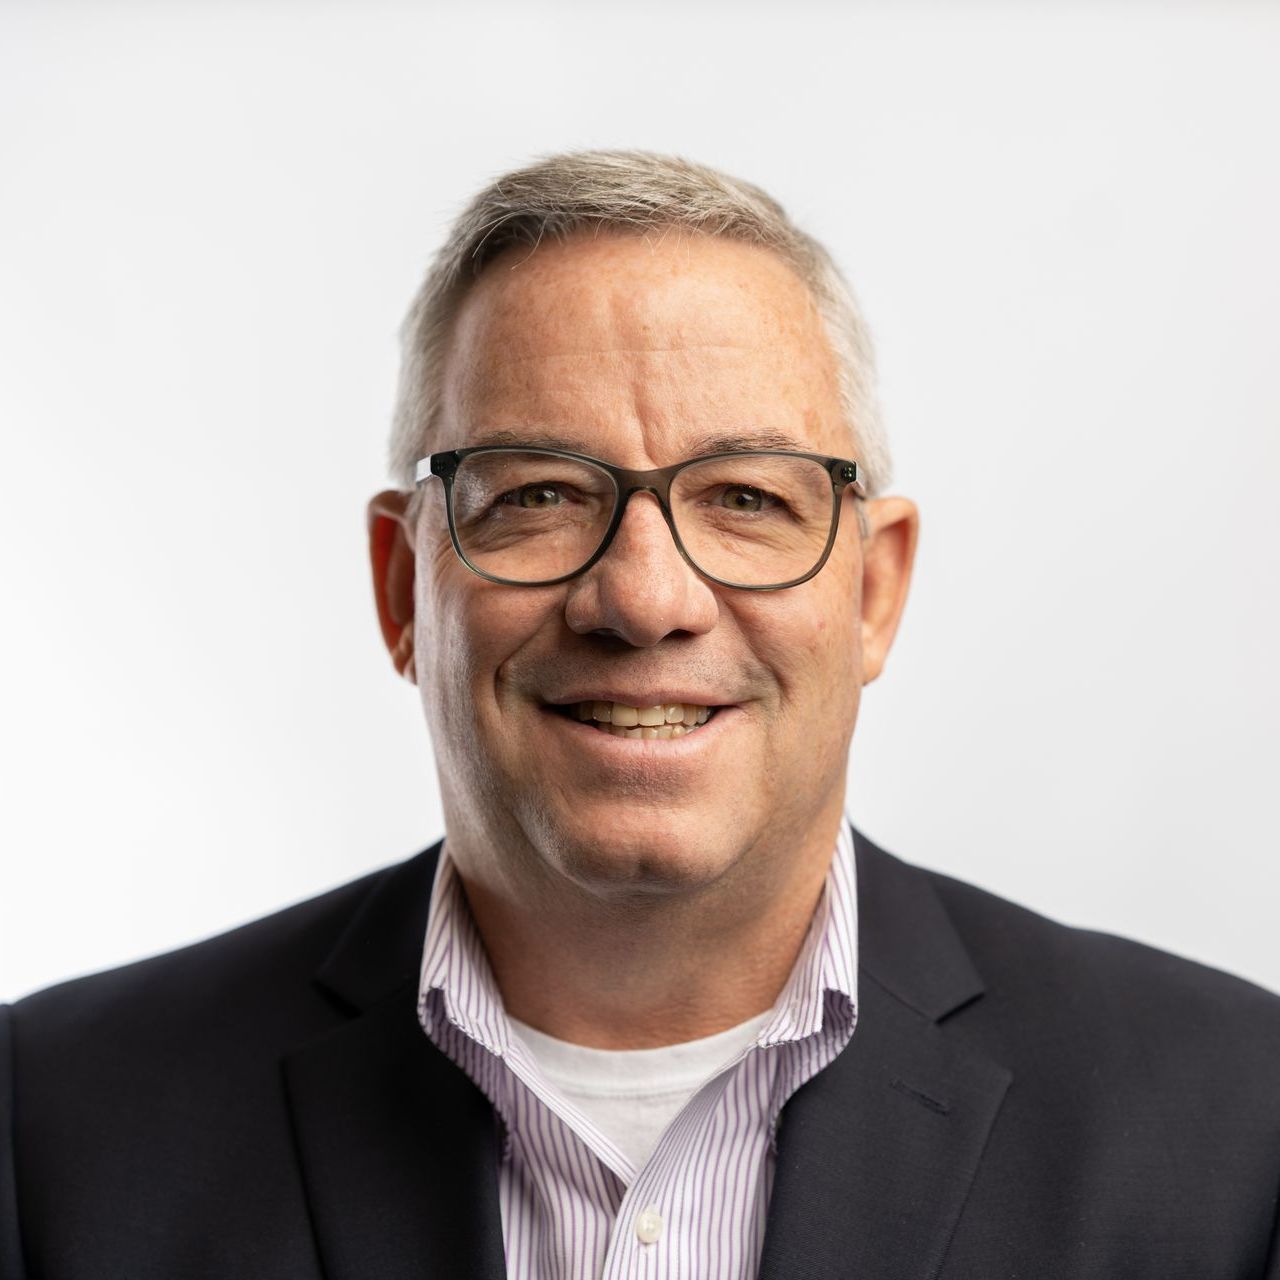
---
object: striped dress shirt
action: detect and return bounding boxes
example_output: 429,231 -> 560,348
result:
416,821 -> 859,1279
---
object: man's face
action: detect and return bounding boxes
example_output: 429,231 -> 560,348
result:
375,230 -> 917,902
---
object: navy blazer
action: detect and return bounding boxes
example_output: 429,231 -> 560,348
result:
3,826 -> 1279,1278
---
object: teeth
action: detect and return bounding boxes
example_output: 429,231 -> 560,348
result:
571,700 -> 716,737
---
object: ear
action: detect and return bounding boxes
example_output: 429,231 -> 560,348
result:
858,496 -> 920,686
367,489 -> 417,683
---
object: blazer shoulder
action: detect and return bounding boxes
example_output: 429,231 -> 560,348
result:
919,859 -> 1280,1068
11,848 -> 430,1051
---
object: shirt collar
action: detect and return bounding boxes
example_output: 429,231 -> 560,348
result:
417,847 -> 513,1058
417,819 -> 859,1055
756,819 -> 858,1046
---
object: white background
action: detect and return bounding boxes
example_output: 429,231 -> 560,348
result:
2,2 -> 1277,1002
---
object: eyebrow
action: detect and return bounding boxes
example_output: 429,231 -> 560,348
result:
469,429 -> 590,452
467,428 -> 813,458
683,430 -> 810,456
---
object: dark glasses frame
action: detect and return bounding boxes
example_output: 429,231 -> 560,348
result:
414,445 -> 868,591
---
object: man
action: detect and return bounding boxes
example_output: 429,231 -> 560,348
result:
2,150 -> 1277,1278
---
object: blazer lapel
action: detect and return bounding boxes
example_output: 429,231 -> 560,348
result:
282,843 -> 508,1280
758,828 -> 1013,1280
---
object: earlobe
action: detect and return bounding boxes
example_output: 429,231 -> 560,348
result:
367,490 -> 418,678
392,621 -> 417,684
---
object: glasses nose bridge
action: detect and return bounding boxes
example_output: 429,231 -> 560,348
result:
577,473 -> 701,590
611,475 -> 678,540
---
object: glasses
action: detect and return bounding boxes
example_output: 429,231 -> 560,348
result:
414,445 -> 867,591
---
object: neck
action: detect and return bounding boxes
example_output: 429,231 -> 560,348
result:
445,798 -> 846,1050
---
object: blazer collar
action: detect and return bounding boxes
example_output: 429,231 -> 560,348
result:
852,825 -> 986,1021
312,838 -> 443,1012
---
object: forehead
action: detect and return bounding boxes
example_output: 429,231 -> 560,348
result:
439,229 -> 849,460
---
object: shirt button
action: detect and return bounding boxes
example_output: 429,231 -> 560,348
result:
634,1205 -> 664,1244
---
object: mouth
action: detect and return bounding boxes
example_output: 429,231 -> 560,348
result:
545,699 -> 721,740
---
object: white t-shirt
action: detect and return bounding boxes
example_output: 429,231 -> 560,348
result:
507,1010 -> 774,1175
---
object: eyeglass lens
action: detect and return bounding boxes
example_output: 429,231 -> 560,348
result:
448,450 -> 836,587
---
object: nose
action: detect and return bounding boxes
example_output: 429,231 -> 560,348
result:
563,490 -> 719,646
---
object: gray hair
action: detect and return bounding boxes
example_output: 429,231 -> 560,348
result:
388,149 -> 892,502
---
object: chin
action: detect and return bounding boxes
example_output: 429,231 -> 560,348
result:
526,801 -> 747,899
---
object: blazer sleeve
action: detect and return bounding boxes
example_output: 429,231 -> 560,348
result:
0,1005 -> 28,1280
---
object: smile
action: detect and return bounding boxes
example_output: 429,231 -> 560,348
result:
550,700 -> 717,739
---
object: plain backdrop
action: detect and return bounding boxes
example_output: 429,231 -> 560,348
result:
2,1 -> 1277,1003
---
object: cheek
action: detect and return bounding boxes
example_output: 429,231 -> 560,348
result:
813,541 -> 864,681
415,549 -> 552,732
785,583 -> 863,781
414,544 -> 490,741
799,612 -> 861,728
738,563 -> 862,710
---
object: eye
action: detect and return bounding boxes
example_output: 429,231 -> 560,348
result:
500,484 -> 566,509
717,485 -> 777,513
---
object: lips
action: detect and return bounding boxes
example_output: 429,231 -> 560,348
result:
545,698 -> 723,740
